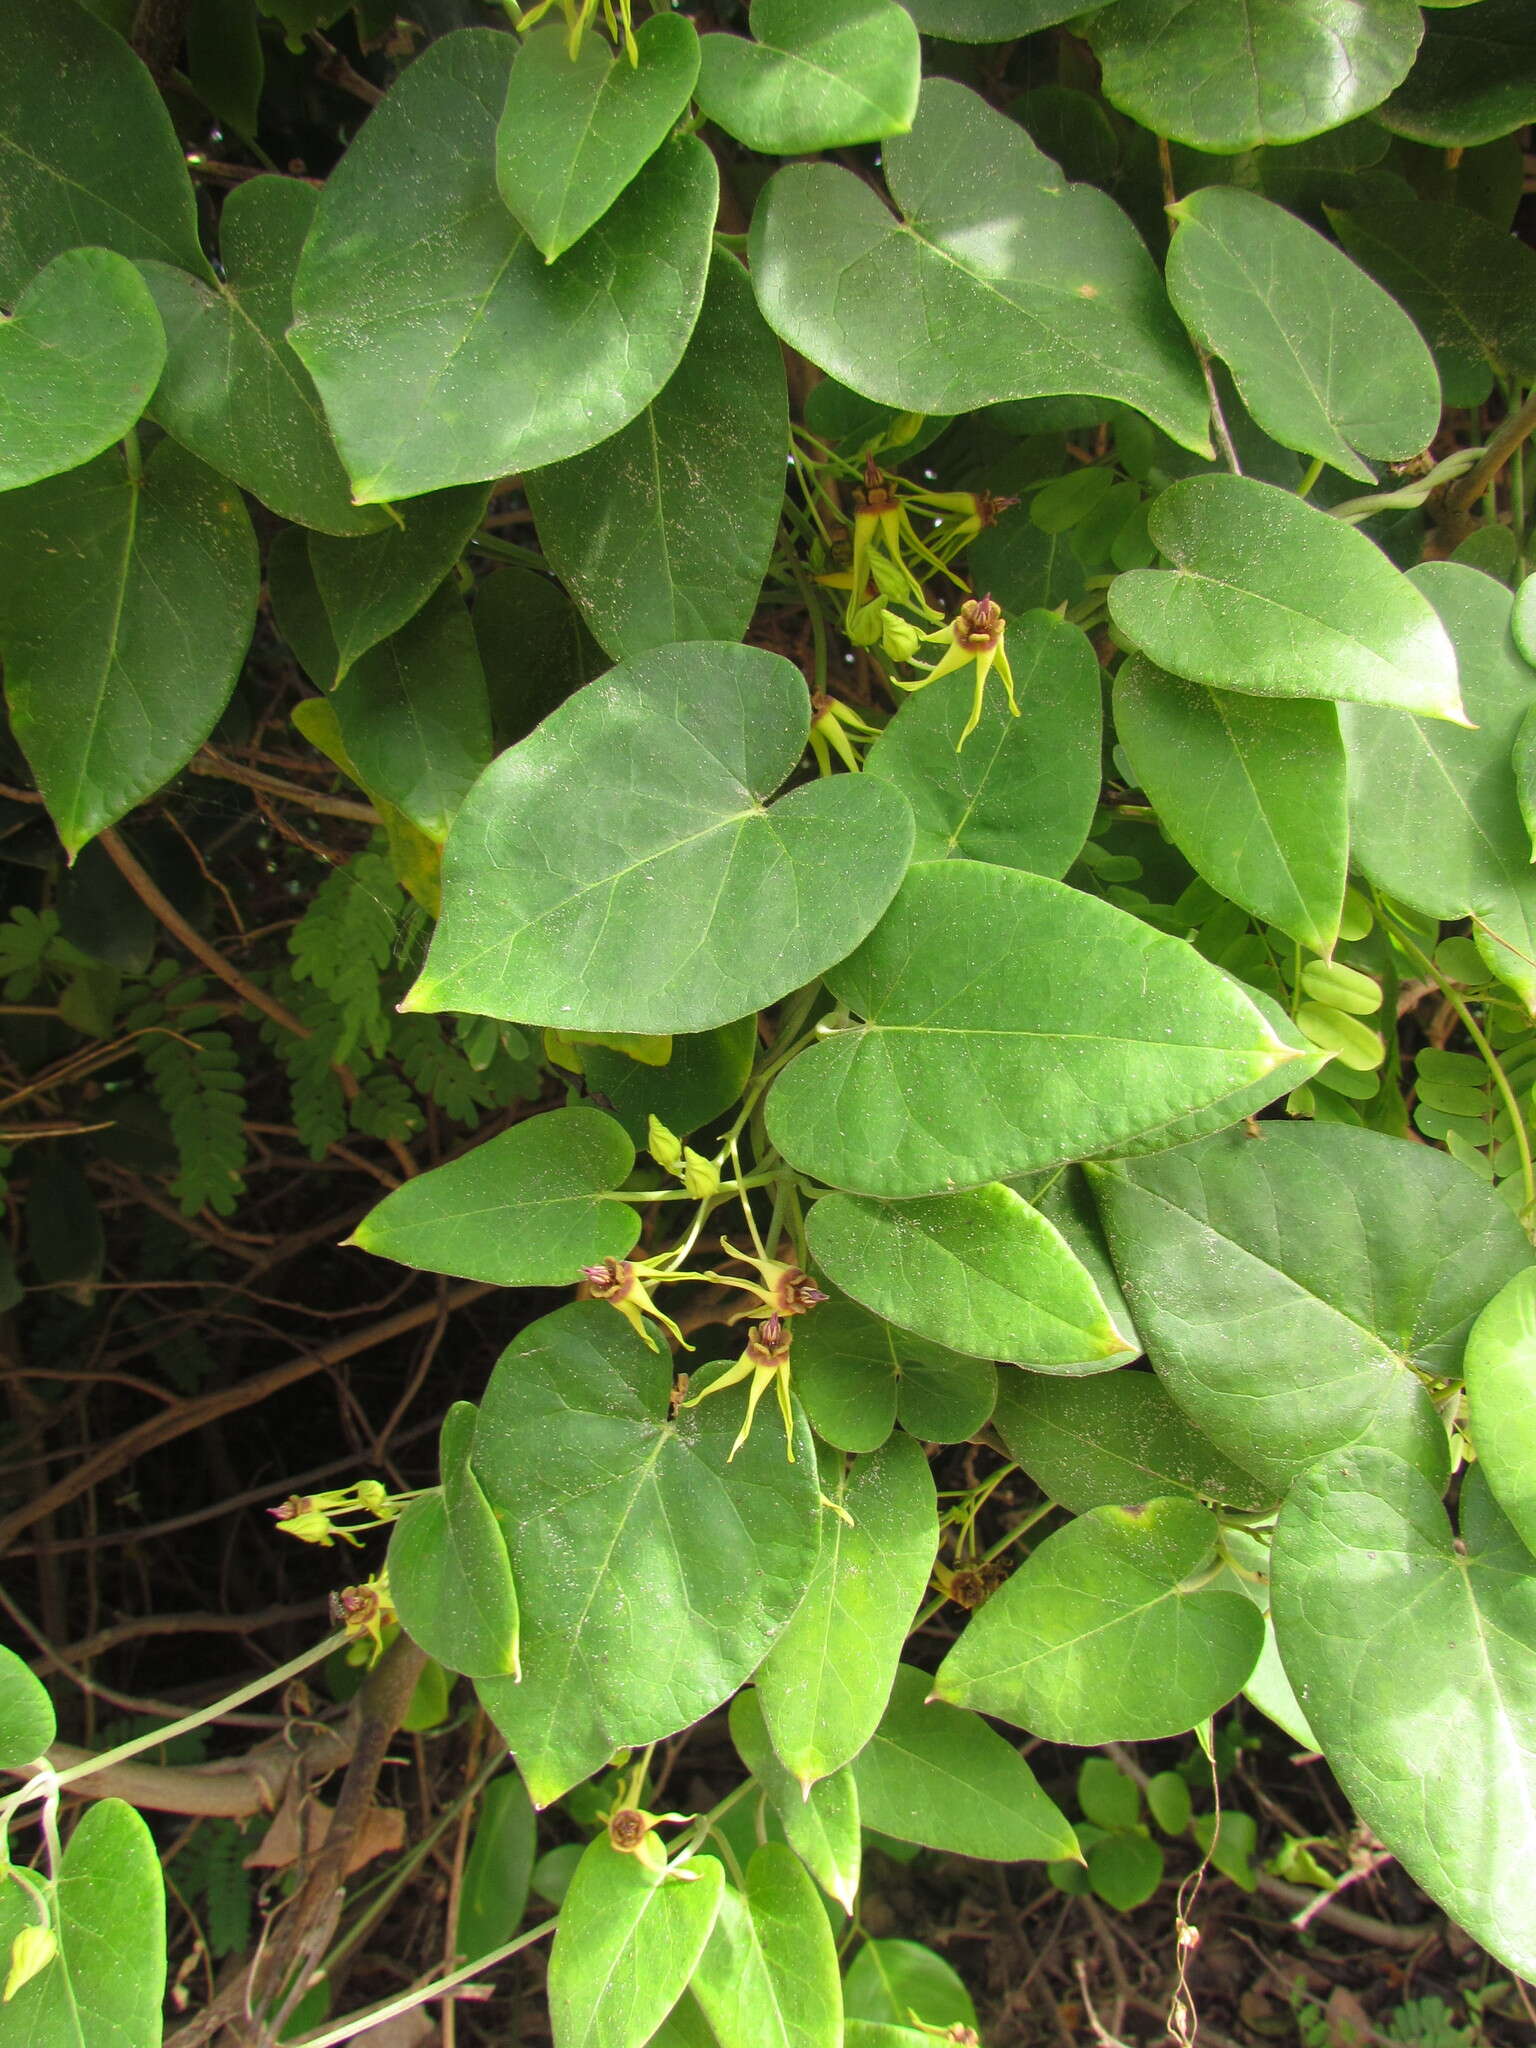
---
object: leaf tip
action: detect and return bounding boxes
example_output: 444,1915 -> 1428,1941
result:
832,1878 -> 860,1913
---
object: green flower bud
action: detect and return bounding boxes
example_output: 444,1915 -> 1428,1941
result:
846,594 -> 886,646
4,1925 -> 56,2003
647,1114 -> 684,1176
879,610 -> 924,663
681,1148 -> 720,1201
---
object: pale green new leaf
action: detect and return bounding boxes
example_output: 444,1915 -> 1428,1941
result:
0,0 -> 211,297
805,1184 -> 1129,1369
406,642 -> 914,1036
0,250 -> 165,495
748,79 -> 1209,451
1165,186 -> 1438,482
388,1402 -> 520,1679
1341,561 -> 1536,1005
1464,1267 -> 1536,1556
729,1690 -> 862,1912
0,1798 -> 165,2047
309,482 -> 489,682
0,440 -> 257,857
765,861 -> 1304,1198
1272,1452 -> 1536,1979
934,1497 -> 1264,1742
472,1303 -> 819,1805
349,1106 -> 641,1286
547,1839 -> 724,2048
691,1845 -> 842,2048
1081,0 -> 1423,154
851,1664 -> 1076,1862
526,254 -> 787,660
1109,476 -> 1466,720
496,15 -> 700,262
1113,656 -> 1348,952
290,31 -> 716,502
140,175 -> 386,536
0,1644 -> 55,1768
1090,1123 -> 1530,1491
865,609 -> 1100,876
756,1436 -> 937,1785
697,0 -> 920,155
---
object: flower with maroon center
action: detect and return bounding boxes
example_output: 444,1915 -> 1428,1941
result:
895,591 -> 1020,749
681,1315 -> 798,1462
714,1237 -> 828,1324
580,1255 -> 691,1352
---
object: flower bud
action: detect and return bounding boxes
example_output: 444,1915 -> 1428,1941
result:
681,1148 -> 720,1201
846,594 -> 886,646
4,1925 -> 56,2003
647,1115 -> 684,1176
879,610 -> 924,663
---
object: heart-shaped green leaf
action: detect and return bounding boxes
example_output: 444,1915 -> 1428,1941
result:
934,1496 -> 1265,1742
748,79 -> 1209,451
496,15 -> 700,263
1089,1123 -> 1530,1491
1341,562 -> 1536,1005
1081,0 -> 1423,153
1165,186 -> 1439,483
388,1402 -> 520,1678
349,1106 -> 640,1286
1109,475 -> 1466,721
406,641 -> 914,1035
547,1839 -> 724,2048
691,1845 -> 843,2048
140,175 -> 385,536
756,1436 -> 937,1785
765,861 -> 1304,1198
994,1369 -> 1272,1516
1377,0 -> 1536,148
697,0 -> 920,155
806,1184 -> 1130,1369
1464,1267 -> 1536,1556
0,1798 -> 165,2048
1272,1451 -> 1536,1979
290,30 -> 717,503
0,1643 -> 55,1768
309,483 -> 488,683
0,439 -> 257,858
471,1302 -> 820,1805
526,252 -> 787,660
851,1663 -> 1076,1862
0,0 -> 212,297
730,1691 -> 862,1913
1113,656 -> 1348,953
865,610 -> 1101,875
0,248 -> 165,495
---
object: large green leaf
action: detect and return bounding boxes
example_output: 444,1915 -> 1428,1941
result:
1272,1452 -> 1536,1979
1112,656 -> 1348,953
1464,1267 -> 1536,1557
387,1402 -> 520,1679
309,483 -> 490,682
526,254 -> 787,660
547,1839 -> 724,2048
729,1690 -> 862,1912
994,1369 -> 1272,1516
0,0 -> 211,298
0,1644 -> 54,1768
933,1497 -> 1265,1742
0,1798 -> 165,2047
348,1106 -> 640,1286
1331,200 -> 1536,411
805,1184 -> 1130,1369
1341,561 -> 1536,1005
691,1845 -> 842,2048
748,79 -> 1209,451
140,175 -> 385,536
406,642 -> 914,1035
0,439 -> 257,858
0,249 -> 165,495
495,15 -> 700,263
1165,186 -> 1438,482
290,31 -> 716,503
756,1436 -> 936,1786
471,1302 -> 820,1805
1108,476 -> 1465,721
765,861 -> 1304,1197
1081,0 -> 1423,154
329,583 -> 492,842
1377,0 -> 1536,148
865,610 -> 1100,876
790,1296 -> 995,1453
1089,1123 -> 1530,1492
697,0 -> 919,155
850,1664 -> 1076,1862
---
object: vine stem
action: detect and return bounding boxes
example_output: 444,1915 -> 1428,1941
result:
1444,383 -> 1536,516
285,1919 -> 559,2048
1155,137 -> 1241,476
